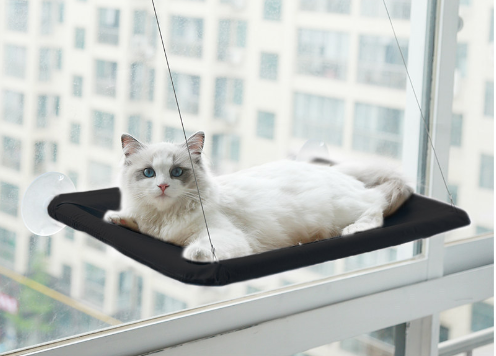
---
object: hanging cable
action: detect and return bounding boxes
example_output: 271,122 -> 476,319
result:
151,0 -> 218,262
381,0 -> 454,207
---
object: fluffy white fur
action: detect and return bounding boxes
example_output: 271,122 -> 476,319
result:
104,132 -> 413,262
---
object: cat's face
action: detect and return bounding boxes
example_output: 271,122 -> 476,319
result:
120,132 -> 206,210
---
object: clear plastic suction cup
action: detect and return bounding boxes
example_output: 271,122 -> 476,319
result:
22,172 -> 76,236
296,140 -> 330,162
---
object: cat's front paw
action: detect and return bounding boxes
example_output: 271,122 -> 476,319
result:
104,211 -> 140,233
342,222 -> 377,235
183,244 -> 216,262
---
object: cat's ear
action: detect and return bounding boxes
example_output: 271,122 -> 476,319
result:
186,131 -> 205,155
121,134 -> 145,157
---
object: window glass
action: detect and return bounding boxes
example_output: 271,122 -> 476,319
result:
4,44 -> 26,78
3,90 -> 24,125
297,29 -> 349,80
167,72 -> 201,114
2,137 -> 22,171
446,2 -> 494,242
264,0 -> 282,21
170,16 -> 203,58
7,0 -> 28,32
260,52 -> 279,80
98,8 -> 120,45
0,0 -> 433,352
300,0 -> 351,14
75,28 -> 85,49
257,111 -> 276,139
439,298 -> 494,342
295,324 -> 404,356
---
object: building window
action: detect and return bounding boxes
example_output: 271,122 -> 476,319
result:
214,77 -> 244,121
37,95 -> 48,128
60,264 -> 72,295
4,44 -> 26,78
293,92 -> 345,146
361,0 -> 411,20
0,182 -> 19,217
116,271 -> 143,321
128,115 -> 153,143
51,142 -> 57,163
133,10 -> 146,35
257,111 -> 276,139
484,81 -> 494,117
34,141 -> 46,174
170,16 -> 203,58
95,60 -> 117,97
70,123 -> 81,144
154,292 -> 187,315
132,10 -> 157,48
41,1 -> 53,34
300,0 -> 351,14
65,227 -> 75,240
97,8 -> 120,45
7,0 -> 28,32
130,64 -> 155,101
212,134 -> 241,168
353,103 -> 404,159
88,161 -> 112,189
479,154 -> 494,189
357,35 -> 408,89
0,228 -> 16,269
167,72 -> 201,114
92,110 -> 114,149
39,47 -> 62,81
297,29 -> 349,80
164,126 -> 192,143
476,226 -> 492,235
447,184 -> 458,206
260,52 -> 279,81
75,27 -> 85,49
439,324 -> 450,343
450,114 -> 463,147
130,63 -> 144,100
455,43 -> 468,78
83,263 -> 106,308
263,0 -> 282,21
218,20 -> 247,61
2,136 -> 22,171
471,301 -> 494,332
3,90 -> 24,125
73,75 -> 83,97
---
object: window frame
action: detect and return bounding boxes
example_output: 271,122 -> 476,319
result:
7,1 -> 494,355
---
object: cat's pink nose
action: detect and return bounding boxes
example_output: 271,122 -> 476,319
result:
158,184 -> 169,192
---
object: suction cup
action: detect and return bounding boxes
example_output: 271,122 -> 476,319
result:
296,140 -> 330,162
22,172 -> 76,236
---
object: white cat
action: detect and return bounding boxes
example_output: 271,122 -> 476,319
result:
104,132 -> 413,262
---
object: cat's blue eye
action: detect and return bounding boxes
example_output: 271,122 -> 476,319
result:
143,168 -> 155,178
171,167 -> 183,177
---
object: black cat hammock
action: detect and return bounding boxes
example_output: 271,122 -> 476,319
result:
20,0 -> 471,286
21,173 -> 470,286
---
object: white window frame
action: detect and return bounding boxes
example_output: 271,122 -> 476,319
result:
9,1 -> 493,355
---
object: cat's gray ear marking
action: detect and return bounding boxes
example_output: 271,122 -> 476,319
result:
122,134 -> 145,157
186,131 -> 205,155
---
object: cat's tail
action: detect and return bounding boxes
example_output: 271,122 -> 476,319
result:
334,161 -> 414,217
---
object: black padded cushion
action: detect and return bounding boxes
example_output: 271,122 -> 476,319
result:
48,188 -> 470,286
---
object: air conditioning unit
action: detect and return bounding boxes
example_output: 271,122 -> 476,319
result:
227,47 -> 245,66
